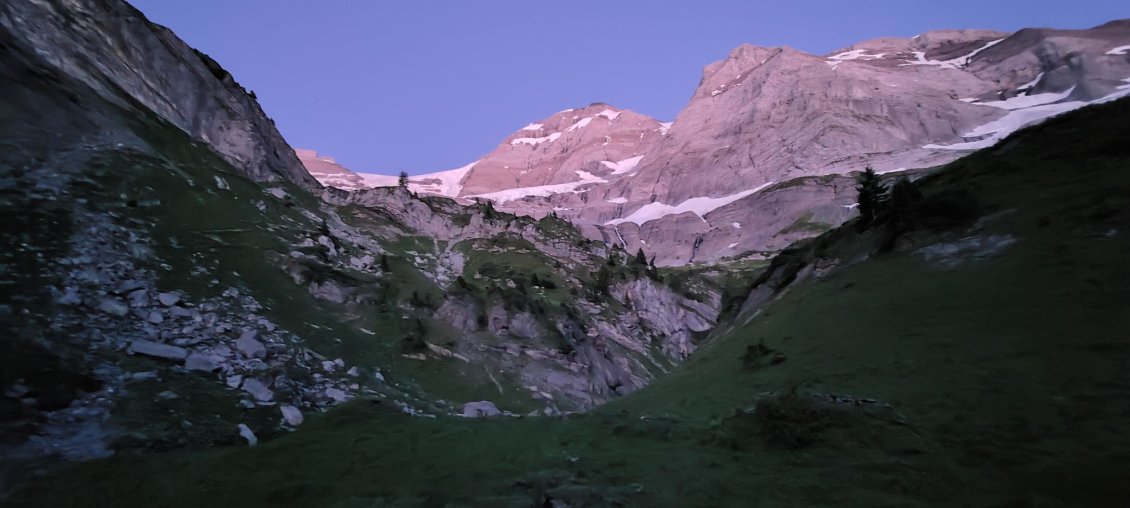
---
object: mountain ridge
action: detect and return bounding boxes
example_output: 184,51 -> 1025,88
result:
301,18 -> 1130,266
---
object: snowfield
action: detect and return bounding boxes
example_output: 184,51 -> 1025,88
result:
926,80 -> 1130,151
353,161 -> 476,197
466,170 -> 607,204
606,181 -> 776,226
902,39 -> 1003,69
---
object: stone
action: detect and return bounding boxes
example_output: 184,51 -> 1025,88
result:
346,366 -> 359,377
225,374 -> 243,389
240,378 -> 274,402
170,306 -> 193,318
97,298 -> 129,317
127,340 -> 187,361
321,360 -> 337,372
157,292 -> 180,306
114,280 -> 145,295
324,388 -> 349,403
234,331 -> 266,359
146,311 -> 164,324
127,289 -> 149,307
184,353 -> 222,372
280,405 -> 304,427
461,400 -> 502,418
237,423 -> 257,446
58,287 -> 82,306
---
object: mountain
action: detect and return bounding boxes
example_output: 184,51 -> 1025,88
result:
10,74 -> 1130,508
0,0 -> 318,189
0,0 -> 736,489
312,21 -> 1130,266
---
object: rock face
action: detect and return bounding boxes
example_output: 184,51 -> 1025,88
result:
0,0 -> 318,188
311,20 -> 1130,265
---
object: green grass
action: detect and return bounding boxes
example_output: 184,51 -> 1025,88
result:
7,89 -> 1130,506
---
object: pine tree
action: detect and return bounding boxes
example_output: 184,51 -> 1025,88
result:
634,247 -> 647,266
855,166 -> 887,229
592,265 -> 612,297
888,176 -> 922,214
398,171 -> 409,188
380,254 -> 390,272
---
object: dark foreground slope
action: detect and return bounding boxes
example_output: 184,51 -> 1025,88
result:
8,98 -> 1130,507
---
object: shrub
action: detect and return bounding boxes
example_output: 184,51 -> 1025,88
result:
755,389 -> 828,449
740,341 -> 786,370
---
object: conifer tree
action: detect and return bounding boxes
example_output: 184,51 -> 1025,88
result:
855,166 -> 887,228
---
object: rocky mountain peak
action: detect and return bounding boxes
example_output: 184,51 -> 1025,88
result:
456,103 -> 665,198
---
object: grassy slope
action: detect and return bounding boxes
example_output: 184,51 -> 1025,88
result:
8,102 -> 1130,507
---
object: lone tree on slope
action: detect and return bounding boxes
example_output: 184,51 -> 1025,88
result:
634,247 -> 647,266
398,171 -> 409,188
855,166 -> 887,229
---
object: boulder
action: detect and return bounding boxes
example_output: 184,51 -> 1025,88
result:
127,340 -> 187,361
241,378 -> 274,402
234,331 -> 266,359
127,289 -> 149,307
324,388 -> 349,403
97,298 -> 129,317
184,353 -> 222,372
58,287 -> 82,306
237,423 -> 257,446
461,400 -> 502,418
280,405 -> 304,427
157,292 -> 180,306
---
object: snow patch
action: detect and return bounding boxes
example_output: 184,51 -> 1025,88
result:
606,182 -> 776,226
658,122 -> 673,135
925,82 -> 1130,151
510,132 -> 562,146
521,123 -> 543,131
732,222 -> 741,229
606,197 -> 628,204
976,87 -> 1075,110
600,155 -> 645,175
596,109 -> 621,121
902,39 -> 1003,69
566,117 -> 592,132
826,49 -> 885,68
468,171 -> 606,204
1017,72 -> 1044,94
727,242 -> 739,249
1106,45 -> 1130,56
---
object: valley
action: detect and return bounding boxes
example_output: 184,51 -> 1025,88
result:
1,0 -> 1128,506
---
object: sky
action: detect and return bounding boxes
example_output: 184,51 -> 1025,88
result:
130,1 -> 1128,175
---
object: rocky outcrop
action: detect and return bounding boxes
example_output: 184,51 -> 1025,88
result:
0,0 -> 318,188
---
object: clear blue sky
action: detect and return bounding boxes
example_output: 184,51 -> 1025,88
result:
130,1 -> 1127,175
